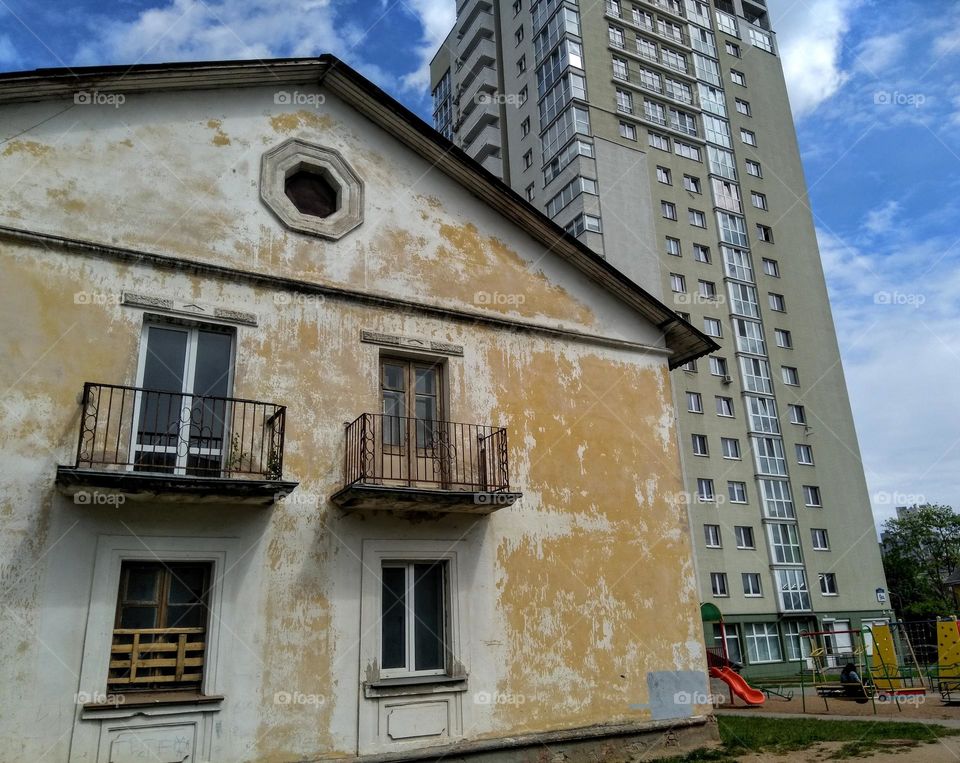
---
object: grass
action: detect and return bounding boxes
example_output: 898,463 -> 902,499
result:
663,715 -> 960,761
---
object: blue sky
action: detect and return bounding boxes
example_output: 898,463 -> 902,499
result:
1,0 -> 957,530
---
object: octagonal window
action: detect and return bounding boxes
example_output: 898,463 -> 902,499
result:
260,138 -> 364,240
285,168 -> 339,219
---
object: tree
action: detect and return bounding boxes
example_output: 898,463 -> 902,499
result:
881,504 -> 960,620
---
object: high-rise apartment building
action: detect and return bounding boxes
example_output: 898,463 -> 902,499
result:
431,0 -> 890,676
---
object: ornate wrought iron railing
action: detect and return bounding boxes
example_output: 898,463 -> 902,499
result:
343,413 -> 510,492
73,382 -> 287,480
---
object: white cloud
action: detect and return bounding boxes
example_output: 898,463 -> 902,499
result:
818,225 -> 960,529
767,0 -> 861,118
0,34 -> 18,66
854,32 -> 906,74
862,200 -> 901,237
397,0 -> 455,92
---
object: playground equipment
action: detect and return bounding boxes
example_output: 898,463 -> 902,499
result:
700,603 -> 766,707
938,619 -> 960,702
800,628 -> 879,714
709,666 -> 766,705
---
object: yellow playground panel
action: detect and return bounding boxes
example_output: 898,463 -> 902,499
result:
866,622 -> 926,698
938,619 -> 960,702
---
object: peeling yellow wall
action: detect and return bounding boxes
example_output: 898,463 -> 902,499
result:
0,83 -> 702,762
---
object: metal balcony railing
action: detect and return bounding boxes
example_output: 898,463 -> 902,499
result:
342,413 -> 511,493
73,382 -> 287,480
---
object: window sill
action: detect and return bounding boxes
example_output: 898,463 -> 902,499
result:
82,691 -> 224,718
364,674 -> 468,699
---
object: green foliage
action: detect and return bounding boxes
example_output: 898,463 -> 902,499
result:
881,503 -> 960,619
665,715 -> 960,761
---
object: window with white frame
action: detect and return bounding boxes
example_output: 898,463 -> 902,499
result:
670,108 -> 698,135
756,224 -> 774,243
694,244 -> 711,263
612,56 -> 629,80
735,526 -> 755,549
819,573 -> 839,596
736,98 -> 752,116
704,524 -> 722,548
644,98 -> 666,124
637,37 -> 659,60
717,212 -> 749,247
666,236 -> 682,256
803,485 -> 822,507
783,619 -> 814,661
728,481 -> 748,504
775,328 -> 792,348
708,146 -> 737,180
776,568 -> 811,612
746,395 -> 780,434
734,318 -> 766,355
689,208 -> 707,227
657,165 -> 673,184
684,175 -> 702,193
769,292 -> 786,311
693,53 -> 720,85
692,433 -> 709,456
698,84 -> 726,116
796,444 -> 814,465
768,522 -> 802,564
662,200 -> 678,220
661,48 -> 687,73
698,478 -> 715,501
752,191 -> 768,210
811,528 -> 830,550
616,88 -> 634,114
670,272 -> 686,292
782,366 -> 800,386
665,77 -> 693,104
709,356 -> 728,376
740,357 -> 773,395
741,128 -> 757,146
699,279 -> 717,299
716,396 -> 734,417
649,130 -> 670,150
744,623 -> 782,663
723,246 -> 753,281
753,435 -> 787,476
675,141 -> 702,161
728,282 -> 760,318
609,25 -> 626,47
711,572 -> 729,597
712,177 -> 742,213
746,158 -> 762,176
760,479 -> 795,519
763,257 -> 779,277
742,572 -> 762,597
721,437 -> 741,460
687,391 -> 703,413
725,41 -> 740,57
731,69 -> 746,87
703,114 -> 732,147
789,404 -> 807,425
704,318 -> 722,337
690,25 -> 716,56
380,560 -> 450,677
619,120 -> 637,140
714,622 -> 743,663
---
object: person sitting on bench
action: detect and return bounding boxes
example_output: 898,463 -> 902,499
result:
840,663 -> 869,703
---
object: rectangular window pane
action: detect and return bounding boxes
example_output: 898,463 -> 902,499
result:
413,563 -> 446,671
381,566 -> 407,669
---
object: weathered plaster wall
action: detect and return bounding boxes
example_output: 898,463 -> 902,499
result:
0,84 -> 706,762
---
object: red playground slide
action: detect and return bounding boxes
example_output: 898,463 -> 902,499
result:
709,666 -> 766,706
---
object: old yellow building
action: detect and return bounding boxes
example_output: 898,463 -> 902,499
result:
0,57 -> 717,761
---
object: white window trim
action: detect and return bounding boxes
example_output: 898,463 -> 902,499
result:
76,535 -> 238,720
360,539 -> 468,683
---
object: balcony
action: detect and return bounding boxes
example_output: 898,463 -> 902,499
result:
331,413 -> 521,513
56,383 -> 298,505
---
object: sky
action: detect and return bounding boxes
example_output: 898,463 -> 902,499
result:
0,0 -> 957,531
